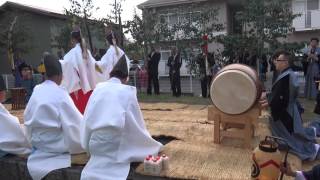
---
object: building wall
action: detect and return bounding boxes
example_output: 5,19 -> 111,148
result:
0,10 -> 52,73
287,30 -> 320,43
25,13 -> 52,69
142,0 -> 228,76
0,8 -> 106,74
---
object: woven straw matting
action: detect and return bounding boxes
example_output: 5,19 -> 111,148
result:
5,103 -> 318,179
137,103 -> 307,180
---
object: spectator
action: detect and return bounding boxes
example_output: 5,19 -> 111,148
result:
167,47 -> 182,97
196,46 -> 214,98
303,37 -> 320,100
138,65 -> 148,92
147,46 -> 161,95
18,63 -> 35,103
12,52 -> 25,87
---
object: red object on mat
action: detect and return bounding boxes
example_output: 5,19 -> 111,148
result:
70,89 -> 93,114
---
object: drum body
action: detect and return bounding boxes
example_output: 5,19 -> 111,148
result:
210,64 -> 262,115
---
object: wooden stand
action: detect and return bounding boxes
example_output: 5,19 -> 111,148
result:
10,88 -> 26,110
208,104 -> 261,148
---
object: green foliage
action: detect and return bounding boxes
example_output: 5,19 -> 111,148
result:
124,9 -> 144,47
218,0 -> 302,59
55,0 -> 102,52
128,3 -> 223,75
107,0 -> 125,47
123,42 -> 144,60
0,12 -> 33,55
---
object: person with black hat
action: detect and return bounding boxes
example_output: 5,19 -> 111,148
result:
0,75 -> 31,158
25,54 -> 85,180
60,26 -> 99,114
96,28 -> 128,83
81,54 -> 162,180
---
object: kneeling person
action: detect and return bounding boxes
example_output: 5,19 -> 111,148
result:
24,54 -> 84,180
81,55 -> 163,180
0,76 -> 31,157
260,51 -> 320,161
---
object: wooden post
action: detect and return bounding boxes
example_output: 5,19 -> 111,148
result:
208,104 -> 260,148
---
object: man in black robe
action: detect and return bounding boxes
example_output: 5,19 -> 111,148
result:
167,47 -> 182,97
147,46 -> 161,95
260,50 -> 320,160
196,46 -> 214,98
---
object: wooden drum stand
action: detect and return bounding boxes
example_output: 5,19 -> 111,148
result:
208,104 -> 261,148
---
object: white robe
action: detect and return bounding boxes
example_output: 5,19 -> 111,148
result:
0,103 -> 31,156
81,78 -> 163,180
60,43 -> 97,94
96,45 -> 128,83
24,80 -> 84,180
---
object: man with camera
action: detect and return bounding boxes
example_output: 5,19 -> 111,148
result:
303,37 -> 320,100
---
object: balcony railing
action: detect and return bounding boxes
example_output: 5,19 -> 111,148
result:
293,10 -> 320,31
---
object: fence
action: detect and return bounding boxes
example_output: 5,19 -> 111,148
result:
128,71 -> 202,96
3,71 -> 306,97
2,74 -> 43,91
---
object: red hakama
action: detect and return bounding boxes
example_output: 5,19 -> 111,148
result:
70,89 -> 92,114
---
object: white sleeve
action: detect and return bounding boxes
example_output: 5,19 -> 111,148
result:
0,104 -> 31,155
59,96 -> 84,154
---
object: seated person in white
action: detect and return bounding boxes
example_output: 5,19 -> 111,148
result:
0,76 -> 31,157
24,54 -> 84,180
81,55 -> 163,180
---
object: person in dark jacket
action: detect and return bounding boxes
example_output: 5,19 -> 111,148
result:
196,46 -> 215,98
167,47 -> 182,97
147,46 -> 161,95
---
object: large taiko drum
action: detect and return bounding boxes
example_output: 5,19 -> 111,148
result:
210,64 -> 262,115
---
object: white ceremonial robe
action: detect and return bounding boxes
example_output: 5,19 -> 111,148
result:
0,103 -> 31,156
24,80 -> 84,180
96,45 -> 128,83
60,43 -> 97,94
81,78 -> 163,180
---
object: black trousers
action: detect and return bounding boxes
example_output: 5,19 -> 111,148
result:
200,75 -> 212,98
172,72 -> 181,97
302,61 -> 309,76
147,73 -> 159,95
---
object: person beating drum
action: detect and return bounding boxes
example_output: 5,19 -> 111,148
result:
259,50 -> 320,161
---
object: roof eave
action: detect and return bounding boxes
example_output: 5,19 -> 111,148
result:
137,0 -> 207,10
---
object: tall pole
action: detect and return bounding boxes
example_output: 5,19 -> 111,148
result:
114,0 -> 118,23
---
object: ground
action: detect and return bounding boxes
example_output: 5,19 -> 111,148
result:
5,93 -> 320,179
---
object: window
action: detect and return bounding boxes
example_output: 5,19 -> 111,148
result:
160,50 -> 171,75
293,0 -> 320,30
306,0 -> 319,28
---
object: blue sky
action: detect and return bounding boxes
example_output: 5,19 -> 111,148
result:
0,0 -> 146,21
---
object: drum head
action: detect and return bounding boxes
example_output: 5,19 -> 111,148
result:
210,69 -> 257,114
